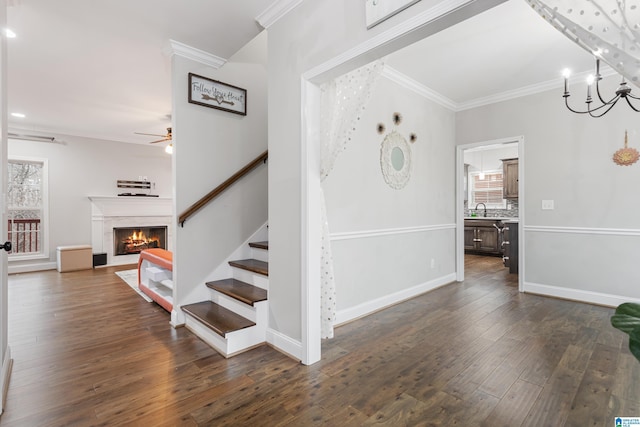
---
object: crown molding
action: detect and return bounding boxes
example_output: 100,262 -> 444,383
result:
382,65 -> 457,111
167,39 -> 226,69
256,0 -> 303,29
383,64 -> 619,112
457,64 -> 617,111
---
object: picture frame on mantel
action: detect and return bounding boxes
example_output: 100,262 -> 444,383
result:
188,72 -> 247,116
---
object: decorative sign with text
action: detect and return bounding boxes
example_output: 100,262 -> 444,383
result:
188,73 -> 247,116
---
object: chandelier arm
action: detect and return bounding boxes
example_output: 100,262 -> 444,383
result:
594,79 -> 609,105
624,96 -> 640,112
564,97 -> 592,114
595,82 -> 621,106
564,96 -> 617,114
626,92 -> 640,101
588,100 -> 619,118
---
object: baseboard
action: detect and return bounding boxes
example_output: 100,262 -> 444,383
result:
8,262 -> 56,274
266,328 -> 302,361
0,347 -> 12,414
335,273 -> 457,326
523,281 -> 640,308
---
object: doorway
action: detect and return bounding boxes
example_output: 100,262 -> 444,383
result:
456,137 -> 524,292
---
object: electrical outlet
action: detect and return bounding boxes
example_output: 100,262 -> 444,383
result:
430,258 -> 435,269
542,200 -> 554,210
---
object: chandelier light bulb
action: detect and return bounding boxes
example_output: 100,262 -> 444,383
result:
562,68 -> 571,79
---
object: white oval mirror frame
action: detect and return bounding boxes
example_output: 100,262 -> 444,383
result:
380,130 -> 411,189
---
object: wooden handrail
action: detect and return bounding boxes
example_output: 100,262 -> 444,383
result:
178,150 -> 268,226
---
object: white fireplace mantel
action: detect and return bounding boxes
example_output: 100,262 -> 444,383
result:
89,196 -> 173,218
89,196 -> 174,266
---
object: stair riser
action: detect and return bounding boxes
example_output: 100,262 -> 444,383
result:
250,247 -> 268,263
184,314 -> 265,358
209,290 -> 268,323
232,269 -> 268,289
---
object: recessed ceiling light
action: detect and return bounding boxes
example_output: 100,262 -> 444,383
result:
4,29 -> 16,39
11,112 -> 25,118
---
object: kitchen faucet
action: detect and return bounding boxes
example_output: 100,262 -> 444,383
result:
475,203 -> 487,217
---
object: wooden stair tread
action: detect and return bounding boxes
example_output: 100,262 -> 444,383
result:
181,301 -> 255,337
248,241 -> 269,250
229,259 -> 268,276
206,279 -> 267,306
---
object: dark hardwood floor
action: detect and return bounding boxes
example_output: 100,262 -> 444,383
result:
0,256 -> 637,426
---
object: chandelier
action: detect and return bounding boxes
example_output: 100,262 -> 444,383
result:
562,58 -> 640,118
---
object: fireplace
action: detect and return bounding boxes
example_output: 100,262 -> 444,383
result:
89,196 -> 172,266
113,226 -> 167,256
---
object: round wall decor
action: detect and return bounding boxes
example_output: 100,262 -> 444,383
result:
380,130 -> 411,189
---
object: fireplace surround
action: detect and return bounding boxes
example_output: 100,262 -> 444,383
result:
89,196 -> 172,266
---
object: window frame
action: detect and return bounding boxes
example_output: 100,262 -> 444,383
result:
468,169 -> 506,209
7,155 -> 49,261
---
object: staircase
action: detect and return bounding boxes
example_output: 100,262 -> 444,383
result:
181,241 -> 269,358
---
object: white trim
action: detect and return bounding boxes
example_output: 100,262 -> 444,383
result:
524,281 -> 640,308
167,39 -> 226,69
383,62 -> 618,113
0,347 -> 11,414
524,225 -> 640,236
330,224 -> 455,241
255,0 -> 303,29
266,327 -> 302,361
8,261 -> 56,274
336,273 -> 456,325
300,79 -> 322,365
383,65 -> 457,110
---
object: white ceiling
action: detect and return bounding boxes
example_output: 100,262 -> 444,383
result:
6,0 -> 275,144
386,0 -> 595,109
5,0 -> 598,146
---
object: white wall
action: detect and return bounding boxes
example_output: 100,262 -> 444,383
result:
8,134 -> 171,272
323,74 -> 456,319
456,77 -> 640,305
172,33 -> 268,325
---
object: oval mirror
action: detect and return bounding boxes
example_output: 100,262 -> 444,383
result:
391,146 -> 405,171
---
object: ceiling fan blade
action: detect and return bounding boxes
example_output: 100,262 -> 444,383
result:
135,132 -> 166,137
149,137 -> 170,144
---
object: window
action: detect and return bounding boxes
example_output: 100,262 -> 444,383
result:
7,157 -> 48,259
469,170 -> 506,209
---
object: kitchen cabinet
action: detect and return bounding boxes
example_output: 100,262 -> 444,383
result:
464,219 -> 503,255
502,158 -> 518,199
502,220 -> 518,274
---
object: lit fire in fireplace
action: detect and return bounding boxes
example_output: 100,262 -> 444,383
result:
121,229 -> 160,254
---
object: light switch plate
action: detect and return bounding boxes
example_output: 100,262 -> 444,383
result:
542,200 -> 554,210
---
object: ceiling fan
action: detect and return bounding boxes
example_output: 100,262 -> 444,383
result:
135,127 -> 172,144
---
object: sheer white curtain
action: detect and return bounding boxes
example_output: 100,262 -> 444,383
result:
318,59 -> 384,339
527,0 -> 640,87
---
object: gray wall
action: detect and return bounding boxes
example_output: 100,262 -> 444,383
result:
324,74 -> 456,318
268,0 -> 504,357
172,33 -> 268,324
456,77 -> 640,303
8,135 -> 171,272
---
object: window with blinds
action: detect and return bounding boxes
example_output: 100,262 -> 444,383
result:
470,171 -> 506,208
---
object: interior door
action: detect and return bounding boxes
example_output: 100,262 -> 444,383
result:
0,0 -> 11,414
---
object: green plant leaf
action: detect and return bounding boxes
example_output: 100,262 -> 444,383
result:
615,303 -> 640,317
611,313 -> 640,334
629,328 -> 640,361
